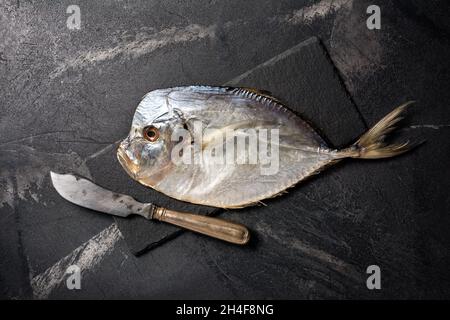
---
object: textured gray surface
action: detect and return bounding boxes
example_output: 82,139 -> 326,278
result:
1,0 -> 449,299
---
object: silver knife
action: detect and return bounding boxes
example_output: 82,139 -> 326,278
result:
50,172 -> 250,245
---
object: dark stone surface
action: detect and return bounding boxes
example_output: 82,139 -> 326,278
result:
0,0 -> 449,299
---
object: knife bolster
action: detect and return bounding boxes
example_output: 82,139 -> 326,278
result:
152,207 -> 166,220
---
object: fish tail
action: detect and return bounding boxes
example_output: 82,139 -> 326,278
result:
338,101 -> 416,159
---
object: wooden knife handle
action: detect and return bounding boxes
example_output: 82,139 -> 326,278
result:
152,207 -> 250,245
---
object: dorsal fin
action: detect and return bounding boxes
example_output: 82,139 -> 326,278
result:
241,87 -> 273,97
228,87 -> 282,104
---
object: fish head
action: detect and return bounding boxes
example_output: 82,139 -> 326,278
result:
117,90 -> 185,186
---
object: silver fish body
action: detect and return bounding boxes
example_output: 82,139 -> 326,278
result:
118,86 -> 412,208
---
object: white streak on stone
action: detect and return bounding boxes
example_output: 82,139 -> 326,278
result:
255,222 -> 361,282
50,24 -> 216,79
282,0 -> 353,25
0,175 -> 15,209
0,146 -> 91,209
409,124 -> 450,130
30,223 -> 122,299
226,37 -> 318,86
84,139 -> 122,163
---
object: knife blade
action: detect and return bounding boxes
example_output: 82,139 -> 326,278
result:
50,172 -> 250,245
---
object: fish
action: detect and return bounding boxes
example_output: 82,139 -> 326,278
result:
117,86 -> 413,208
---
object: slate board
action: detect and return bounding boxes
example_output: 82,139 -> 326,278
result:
115,37 -> 367,256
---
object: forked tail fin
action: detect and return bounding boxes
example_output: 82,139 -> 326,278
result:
339,101 -> 415,159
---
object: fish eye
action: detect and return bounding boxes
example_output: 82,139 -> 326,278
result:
143,125 -> 160,142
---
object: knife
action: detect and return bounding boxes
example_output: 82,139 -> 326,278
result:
50,172 -> 250,245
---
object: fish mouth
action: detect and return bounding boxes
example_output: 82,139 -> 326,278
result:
117,146 -> 140,180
